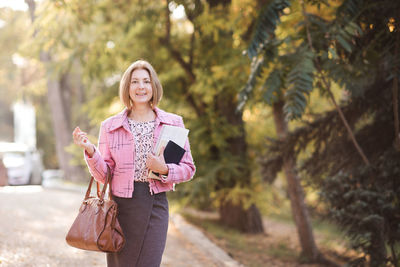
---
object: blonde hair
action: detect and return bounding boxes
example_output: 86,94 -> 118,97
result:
119,60 -> 163,109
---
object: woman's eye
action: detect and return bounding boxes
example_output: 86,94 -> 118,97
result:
132,81 -> 138,84
145,81 -> 151,84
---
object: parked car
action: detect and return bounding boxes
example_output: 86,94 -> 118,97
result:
42,169 -> 64,181
0,142 -> 43,185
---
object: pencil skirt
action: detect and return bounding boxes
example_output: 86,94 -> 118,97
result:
107,182 -> 169,267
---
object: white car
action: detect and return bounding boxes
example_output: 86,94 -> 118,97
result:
0,142 -> 43,185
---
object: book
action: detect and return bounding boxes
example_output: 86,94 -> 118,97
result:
148,125 -> 189,180
161,140 -> 186,164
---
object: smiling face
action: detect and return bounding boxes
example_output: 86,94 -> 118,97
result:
129,69 -> 153,107
119,60 -> 163,109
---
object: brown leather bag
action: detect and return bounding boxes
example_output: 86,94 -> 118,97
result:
66,167 -> 125,252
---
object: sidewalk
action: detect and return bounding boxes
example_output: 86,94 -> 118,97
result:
42,179 -> 243,267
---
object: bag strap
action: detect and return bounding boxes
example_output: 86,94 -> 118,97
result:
84,176 -> 95,200
98,166 -> 113,200
84,165 -> 113,201
106,166 -> 113,200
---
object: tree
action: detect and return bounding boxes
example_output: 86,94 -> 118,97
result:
159,0 -> 264,233
240,0 -> 400,265
238,0 -> 328,262
25,0 -> 87,181
0,7 -> 27,141
279,0 -> 400,264
27,0 -> 265,232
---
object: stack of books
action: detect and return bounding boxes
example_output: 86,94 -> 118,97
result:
148,125 -> 189,180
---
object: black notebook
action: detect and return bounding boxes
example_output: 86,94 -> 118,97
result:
150,140 -> 186,178
163,140 -> 186,164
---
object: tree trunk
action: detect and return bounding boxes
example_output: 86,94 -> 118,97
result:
44,68 -> 83,182
45,75 -> 72,178
27,0 -> 86,182
272,101 -> 322,261
217,95 -> 264,233
219,200 -> 264,233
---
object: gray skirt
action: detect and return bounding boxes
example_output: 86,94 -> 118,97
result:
107,182 -> 169,267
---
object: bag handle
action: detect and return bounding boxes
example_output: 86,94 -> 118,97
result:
84,166 -> 113,201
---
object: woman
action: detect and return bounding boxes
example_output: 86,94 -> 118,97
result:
72,59 -> 195,267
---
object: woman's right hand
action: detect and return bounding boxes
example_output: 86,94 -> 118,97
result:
72,126 -> 95,156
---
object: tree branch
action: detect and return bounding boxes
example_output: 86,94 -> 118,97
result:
189,30 -> 195,67
165,0 -> 171,41
160,0 -> 207,116
24,0 -> 35,22
301,0 -> 370,166
392,22 -> 400,150
161,0 -> 195,83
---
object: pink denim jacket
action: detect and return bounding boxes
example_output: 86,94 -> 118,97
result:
84,107 -> 196,198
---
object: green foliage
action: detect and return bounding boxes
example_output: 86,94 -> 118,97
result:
283,47 -> 315,120
0,8 -> 30,140
267,77 -> 399,264
247,0 -> 290,59
320,149 -> 400,265
336,0 -> 364,23
242,0 -> 400,263
262,68 -> 282,105
26,0 -> 265,216
237,0 -> 287,111
240,1 -> 319,120
239,0 -> 367,120
237,56 -> 265,111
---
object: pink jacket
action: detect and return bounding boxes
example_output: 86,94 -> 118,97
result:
84,107 -> 195,197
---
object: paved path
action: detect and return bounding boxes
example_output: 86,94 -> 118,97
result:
0,186 -> 241,267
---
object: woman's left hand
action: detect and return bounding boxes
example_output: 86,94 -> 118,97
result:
146,147 -> 168,175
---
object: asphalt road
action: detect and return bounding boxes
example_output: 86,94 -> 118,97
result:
0,186 -> 223,267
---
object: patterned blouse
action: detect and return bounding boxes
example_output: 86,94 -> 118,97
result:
128,118 -> 156,182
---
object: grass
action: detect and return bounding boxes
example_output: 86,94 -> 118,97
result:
266,242 -> 299,262
181,212 -> 303,267
179,207 -> 355,267
270,211 -> 346,240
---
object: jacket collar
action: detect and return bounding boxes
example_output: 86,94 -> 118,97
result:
108,107 -> 174,132
154,107 -> 175,125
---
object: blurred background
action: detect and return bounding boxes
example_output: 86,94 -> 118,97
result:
0,0 -> 399,266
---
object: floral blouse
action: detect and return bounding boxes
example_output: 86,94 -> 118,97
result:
128,118 -> 156,182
